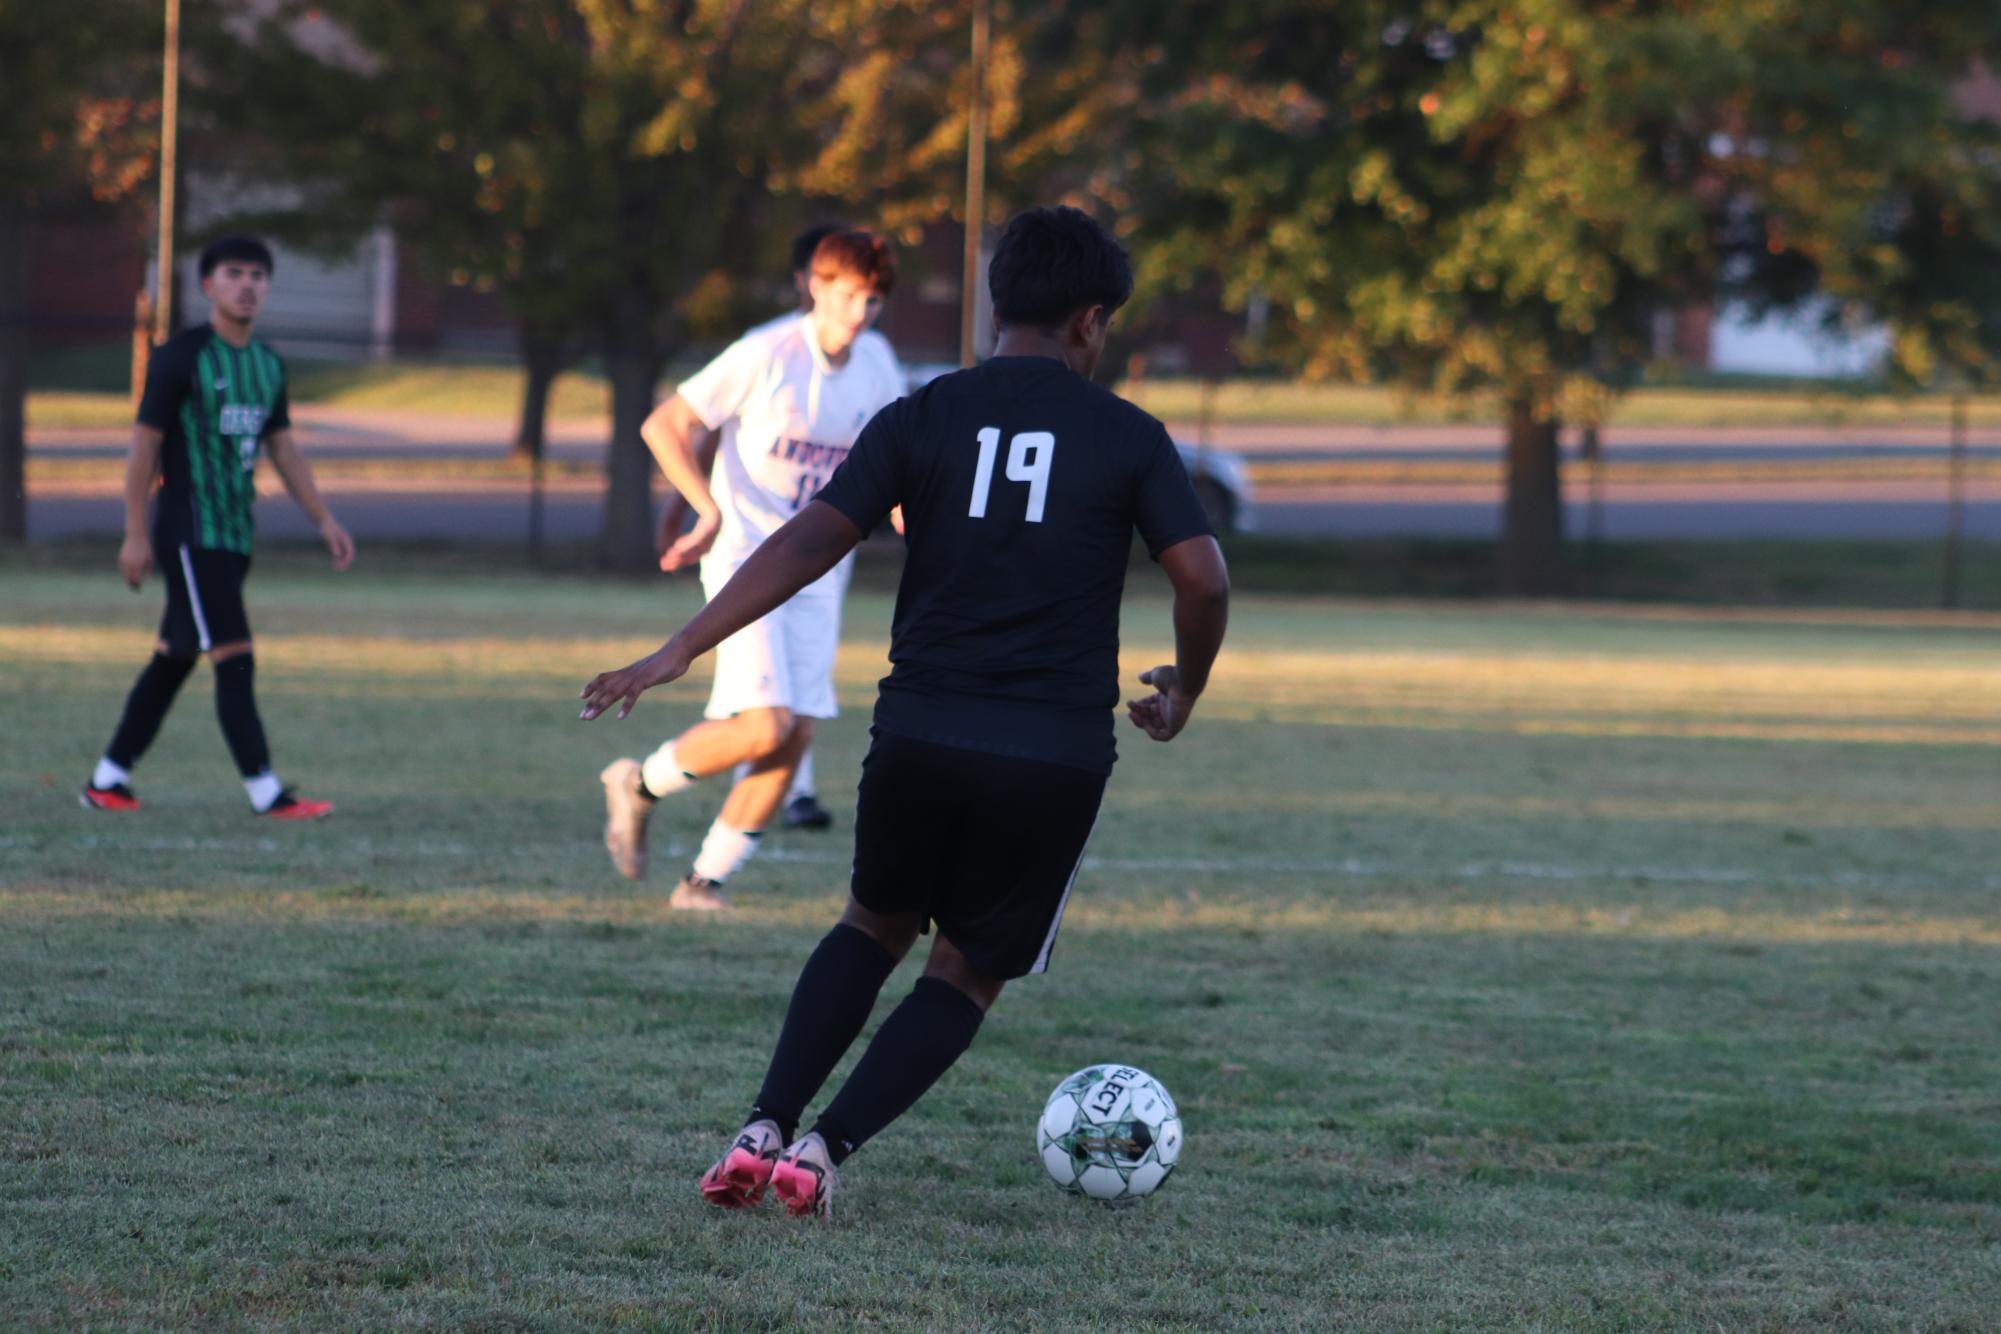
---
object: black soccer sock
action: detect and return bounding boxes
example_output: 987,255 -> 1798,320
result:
811,976 -> 986,1165
212,654 -> 272,779
747,924 -> 899,1144
105,653 -> 198,769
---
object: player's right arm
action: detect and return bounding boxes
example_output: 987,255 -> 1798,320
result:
579,499 -> 864,720
118,424 -> 165,589
640,394 -> 722,571
122,336 -> 193,589
1127,535 -> 1230,742
652,425 -> 719,567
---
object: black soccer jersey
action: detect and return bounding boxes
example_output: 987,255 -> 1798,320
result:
137,326 -> 291,555
815,355 -> 1214,773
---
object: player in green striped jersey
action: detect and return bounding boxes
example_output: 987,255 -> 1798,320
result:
81,236 -> 354,819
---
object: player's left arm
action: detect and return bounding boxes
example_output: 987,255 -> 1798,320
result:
264,428 -> 356,571
1127,535 -> 1230,742
580,500 -> 863,719
1126,430 -> 1229,741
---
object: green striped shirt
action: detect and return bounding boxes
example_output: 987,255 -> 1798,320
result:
138,326 -> 291,555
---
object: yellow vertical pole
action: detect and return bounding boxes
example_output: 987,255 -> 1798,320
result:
153,0 -> 181,346
958,0 -> 991,368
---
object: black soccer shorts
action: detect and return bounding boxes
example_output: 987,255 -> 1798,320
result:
849,729 -> 1108,980
158,543 -> 253,656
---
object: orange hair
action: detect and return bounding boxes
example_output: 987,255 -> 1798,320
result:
810,230 -> 896,297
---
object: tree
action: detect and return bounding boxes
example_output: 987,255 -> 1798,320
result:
0,0 -> 157,546
197,0 -> 936,567
1093,1 -> 2001,592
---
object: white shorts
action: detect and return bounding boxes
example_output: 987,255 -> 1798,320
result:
700,557 -> 850,721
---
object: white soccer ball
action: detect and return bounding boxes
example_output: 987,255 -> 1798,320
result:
1037,1063 -> 1182,1203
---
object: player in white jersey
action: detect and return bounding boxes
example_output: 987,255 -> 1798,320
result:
599,231 -> 903,908
654,223 -> 900,833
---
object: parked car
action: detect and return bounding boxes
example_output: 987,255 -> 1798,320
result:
1174,440 -> 1254,534
903,363 -> 1254,533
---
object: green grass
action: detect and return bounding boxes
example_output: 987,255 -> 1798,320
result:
14,533 -> 2000,611
283,361 -> 621,421
30,348 -> 2001,432
5,550 -> 2001,1328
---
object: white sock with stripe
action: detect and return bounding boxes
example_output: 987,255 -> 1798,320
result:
641,742 -> 697,799
244,770 -> 283,812
92,758 -> 132,790
691,819 -> 762,884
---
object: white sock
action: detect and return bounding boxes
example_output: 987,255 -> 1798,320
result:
691,819 -> 762,884
244,770 -> 283,812
641,742 -> 697,799
92,758 -> 132,790
788,750 -> 816,802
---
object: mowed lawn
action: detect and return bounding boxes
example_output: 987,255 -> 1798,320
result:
4,550 -> 2001,1330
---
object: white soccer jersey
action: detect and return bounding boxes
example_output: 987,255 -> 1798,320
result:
677,317 -> 903,583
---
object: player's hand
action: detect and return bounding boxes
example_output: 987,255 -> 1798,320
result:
655,497 -> 690,567
661,511 -> 718,572
579,642 -> 692,721
320,516 -> 356,571
1126,665 -> 1198,742
890,504 -> 906,537
117,535 -> 153,590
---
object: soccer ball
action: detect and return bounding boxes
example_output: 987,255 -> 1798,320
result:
1037,1064 -> 1182,1203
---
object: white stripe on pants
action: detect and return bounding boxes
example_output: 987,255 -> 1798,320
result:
1029,811 -> 1100,975
177,545 -> 213,652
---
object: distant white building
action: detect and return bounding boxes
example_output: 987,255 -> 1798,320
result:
1709,299 -> 1891,379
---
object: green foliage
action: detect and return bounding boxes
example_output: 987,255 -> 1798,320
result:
0,0 -> 158,206
189,0 -> 865,343
183,0 -> 1007,563
1101,1 -> 2001,402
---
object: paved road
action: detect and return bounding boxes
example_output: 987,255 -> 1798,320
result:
34,407 -> 2001,463
24,406 -> 2000,543
1251,484 -> 2001,541
30,479 -> 2000,545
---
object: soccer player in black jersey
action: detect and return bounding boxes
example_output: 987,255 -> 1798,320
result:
80,236 -> 353,819
579,206 -> 1230,1218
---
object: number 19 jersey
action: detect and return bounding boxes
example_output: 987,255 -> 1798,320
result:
814,354 -> 1214,774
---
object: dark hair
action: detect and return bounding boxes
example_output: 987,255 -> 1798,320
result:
988,206 -> 1132,331
810,230 -> 896,296
790,223 -> 846,274
199,235 -> 274,278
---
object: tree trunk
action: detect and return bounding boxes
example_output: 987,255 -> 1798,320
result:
0,201 -> 30,545
599,290 -> 662,569
512,326 -> 565,462
1499,396 -> 1566,596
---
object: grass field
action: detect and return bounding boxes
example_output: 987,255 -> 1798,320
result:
5,550 -> 2001,1328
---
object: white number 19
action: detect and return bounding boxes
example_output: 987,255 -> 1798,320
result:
968,427 -> 1055,522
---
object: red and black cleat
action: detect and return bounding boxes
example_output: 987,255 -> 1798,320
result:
258,790 -> 334,821
699,1120 -> 784,1209
79,783 -> 142,812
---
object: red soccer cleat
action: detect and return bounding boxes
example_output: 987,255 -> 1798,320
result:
769,1132 -> 840,1220
258,790 -> 334,820
698,1120 -> 783,1209
79,783 -> 141,812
